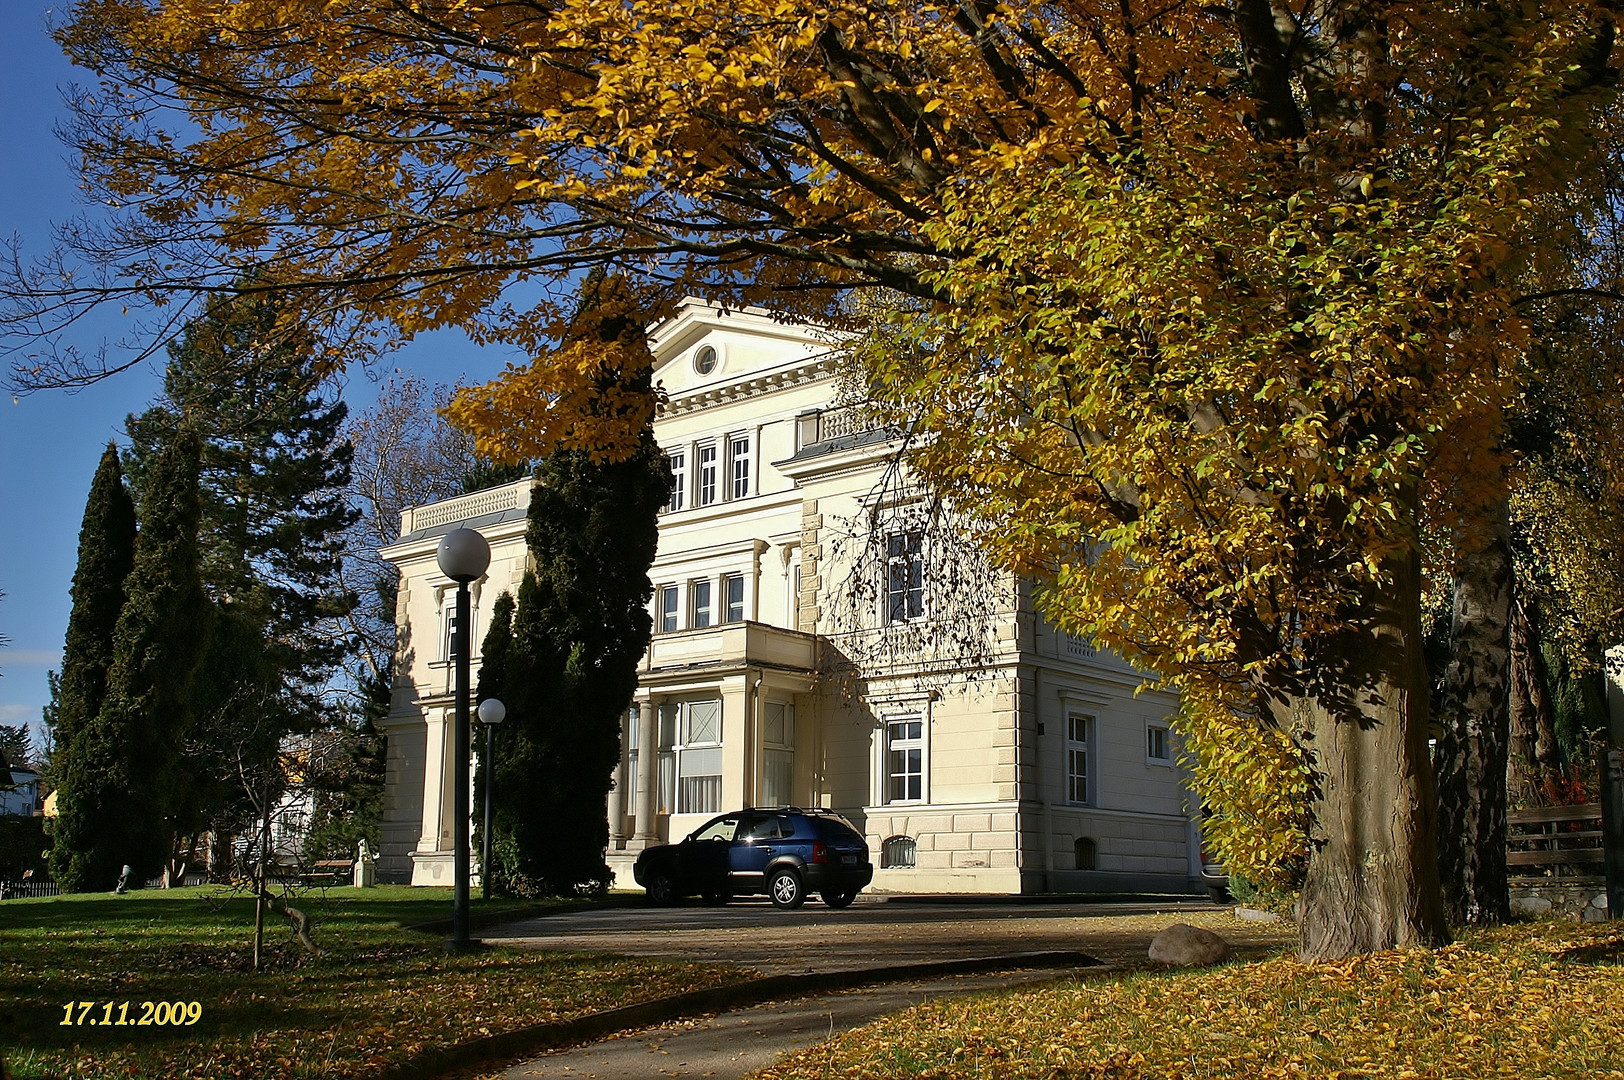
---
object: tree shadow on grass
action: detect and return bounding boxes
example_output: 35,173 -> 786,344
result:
1554,937 -> 1624,967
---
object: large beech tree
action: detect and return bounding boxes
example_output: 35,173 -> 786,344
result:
5,0 -> 1622,954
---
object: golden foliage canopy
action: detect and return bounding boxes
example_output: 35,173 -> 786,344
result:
17,0 -> 1621,935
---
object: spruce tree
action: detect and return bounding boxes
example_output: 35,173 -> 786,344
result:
47,445 -> 138,888
122,288 -> 358,863
53,429 -> 210,889
125,285 -> 357,699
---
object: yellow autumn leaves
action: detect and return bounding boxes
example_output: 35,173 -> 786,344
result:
758,921 -> 1624,1080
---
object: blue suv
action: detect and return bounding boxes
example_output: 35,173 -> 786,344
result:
633,807 -> 874,909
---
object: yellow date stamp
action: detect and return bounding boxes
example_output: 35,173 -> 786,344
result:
59,1001 -> 202,1027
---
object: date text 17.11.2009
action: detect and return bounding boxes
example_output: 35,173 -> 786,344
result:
60,1001 -> 202,1027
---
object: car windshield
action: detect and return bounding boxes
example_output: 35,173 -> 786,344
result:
689,816 -> 741,843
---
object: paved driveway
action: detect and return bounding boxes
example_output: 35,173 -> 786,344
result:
484,896 -> 1285,974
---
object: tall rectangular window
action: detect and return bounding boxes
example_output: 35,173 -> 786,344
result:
658,585 -> 679,633
1067,714 -> 1093,804
691,579 -> 713,629
657,703 -> 679,814
886,717 -> 924,803
441,596 -> 458,662
763,701 -> 794,807
884,530 -> 925,623
678,699 -> 723,814
727,434 -> 751,499
697,442 -> 718,506
624,706 -> 639,812
667,450 -> 687,512
723,573 -> 745,623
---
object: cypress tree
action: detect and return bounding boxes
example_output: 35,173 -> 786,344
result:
473,590 -> 516,886
488,274 -> 670,894
54,429 -> 210,889
47,445 -> 138,889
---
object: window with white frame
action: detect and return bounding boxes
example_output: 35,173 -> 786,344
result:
657,703 -> 678,813
792,564 -> 802,627
727,434 -> 751,499
884,530 -> 925,623
658,585 -> 680,633
1066,714 -> 1094,804
678,699 -> 723,813
1146,721 -> 1172,764
886,716 -> 925,803
624,705 -> 639,813
667,450 -> 687,512
762,701 -> 794,807
723,573 -> 745,623
690,578 -> 713,629
697,442 -> 719,506
439,592 -> 478,662
440,593 -> 458,662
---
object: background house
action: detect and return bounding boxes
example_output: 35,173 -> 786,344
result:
379,299 -> 1206,894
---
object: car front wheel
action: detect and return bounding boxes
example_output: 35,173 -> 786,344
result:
768,868 -> 805,909
645,873 -> 676,906
822,889 -> 857,909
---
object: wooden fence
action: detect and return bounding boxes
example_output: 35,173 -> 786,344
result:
1506,802 -> 1604,881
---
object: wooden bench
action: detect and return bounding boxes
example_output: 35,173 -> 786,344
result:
1506,802 -> 1604,882
302,860 -> 354,886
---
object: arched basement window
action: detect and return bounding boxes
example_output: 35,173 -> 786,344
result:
882,835 -> 917,869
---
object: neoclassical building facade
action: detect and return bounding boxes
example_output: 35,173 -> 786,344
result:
378,299 -> 1205,894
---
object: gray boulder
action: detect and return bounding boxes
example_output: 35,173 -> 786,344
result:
1148,923 -> 1230,967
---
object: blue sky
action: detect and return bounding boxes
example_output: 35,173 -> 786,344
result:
0,5 -> 513,753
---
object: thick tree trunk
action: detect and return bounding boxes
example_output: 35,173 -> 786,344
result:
1270,549 -> 1450,959
1508,597 -> 1563,804
1434,504 -> 1513,926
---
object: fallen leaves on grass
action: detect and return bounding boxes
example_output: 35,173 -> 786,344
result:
757,921 -> 1624,1080
2,889 -> 751,1080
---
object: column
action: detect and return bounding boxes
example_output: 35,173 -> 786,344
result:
607,706 -> 630,846
634,695 -> 659,841
416,708 -> 451,853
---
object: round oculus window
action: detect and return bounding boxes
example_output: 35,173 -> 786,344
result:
693,345 -> 718,375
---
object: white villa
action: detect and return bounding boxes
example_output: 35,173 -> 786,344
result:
378,299 -> 1206,895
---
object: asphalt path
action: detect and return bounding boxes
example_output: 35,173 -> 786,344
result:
482,895 -> 1240,974
493,968 -> 1085,1080
479,898 -> 1291,1080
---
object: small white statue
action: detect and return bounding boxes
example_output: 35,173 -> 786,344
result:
353,839 -> 377,888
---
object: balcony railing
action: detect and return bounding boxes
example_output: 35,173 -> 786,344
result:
795,404 -> 891,451
398,480 -> 530,538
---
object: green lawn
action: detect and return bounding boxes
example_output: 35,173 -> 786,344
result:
0,886 -> 749,1079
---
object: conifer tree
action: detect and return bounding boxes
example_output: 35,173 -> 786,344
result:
483,277 -> 669,895
473,590 -> 516,887
123,289 -> 357,866
53,430 -> 209,889
125,286 -> 356,700
47,445 -> 138,888
47,446 -> 137,786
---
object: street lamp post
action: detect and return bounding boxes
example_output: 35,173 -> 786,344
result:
477,697 -> 506,902
436,527 -> 491,952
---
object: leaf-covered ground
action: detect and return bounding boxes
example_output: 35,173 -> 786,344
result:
755,920 -> 1624,1080
0,886 -> 750,1079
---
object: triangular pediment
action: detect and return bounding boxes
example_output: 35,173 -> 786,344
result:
649,297 -> 841,401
